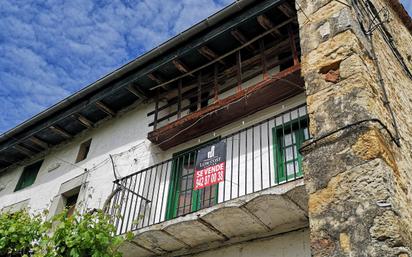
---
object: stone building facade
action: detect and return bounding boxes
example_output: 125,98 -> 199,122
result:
0,0 -> 411,256
298,0 -> 412,256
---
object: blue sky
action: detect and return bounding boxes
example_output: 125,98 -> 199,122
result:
0,0 -> 411,133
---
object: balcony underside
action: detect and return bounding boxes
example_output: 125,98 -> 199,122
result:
148,64 -> 304,150
119,179 -> 308,257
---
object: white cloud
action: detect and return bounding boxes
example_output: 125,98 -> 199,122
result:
0,0 -> 234,133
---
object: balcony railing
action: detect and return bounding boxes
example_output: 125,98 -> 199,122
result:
109,104 -> 309,235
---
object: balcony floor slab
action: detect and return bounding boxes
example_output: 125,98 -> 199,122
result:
121,179 -> 308,257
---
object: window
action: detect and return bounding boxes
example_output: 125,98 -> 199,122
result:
75,139 -> 92,163
273,117 -> 309,182
15,160 -> 43,191
65,191 -> 79,217
166,140 -> 219,220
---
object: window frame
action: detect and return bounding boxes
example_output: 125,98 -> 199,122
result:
14,160 -> 43,191
272,116 -> 308,182
75,138 -> 92,163
165,139 -> 220,220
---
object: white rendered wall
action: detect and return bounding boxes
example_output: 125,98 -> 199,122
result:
0,93 -> 306,222
190,229 -> 310,257
111,94 -> 307,232
0,101 -> 162,214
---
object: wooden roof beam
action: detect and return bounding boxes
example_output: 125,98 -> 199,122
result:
198,46 -> 225,65
278,3 -> 295,18
231,29 -> 256,52
13,144 -> 35,157
28,136 -> 49,149
148,73 -> 163,84
148,72 -> 170,90
172,59 -> 194,77
127,85 -> 147,99
95,101 -> 116,117
72,114 -> 94,129
257,15 -> 282,37
50,125 -> 72,138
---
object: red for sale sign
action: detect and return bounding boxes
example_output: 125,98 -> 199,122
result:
193,141 -> 226,190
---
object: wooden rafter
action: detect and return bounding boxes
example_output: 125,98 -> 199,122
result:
172,59 -> 194,77
72,114 -> 94,129
148,33 -> 297,114
13,144 -> 35,157
127,85 -> 146,99
278,3 -> 295,18
231,29 -> 256,52
150,18 -> 295,91
257,15 -> 282,37
95,101 -> 116,117
148,73 -> 164,84
148,73 -> 170,90
28,136 -> 49,149
198,46 -> 225,65
50,125 -> 72,138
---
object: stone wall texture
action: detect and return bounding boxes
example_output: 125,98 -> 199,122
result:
297,0 -> 412,256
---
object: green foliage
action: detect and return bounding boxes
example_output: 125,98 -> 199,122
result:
0,210 -> 48,256
0,209 -> 126,257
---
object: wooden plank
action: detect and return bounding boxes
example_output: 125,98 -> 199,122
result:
197,72 -> 202,110
148,65 -> 304,149
13,144 -> 35,157
154,89 -> 159,129
231,29 -> 256,52
49,125 -> 72,138
127,85 -> 147,99
260,40 -> 269,79
148,73 -> 164,84
213,64 -> 219,102
148,55 -> 297,126
198,46 -> 226,65
147,36 -> 296,117
177,80 -> 182,119
278,3 -> 295,18
288,27 -> 299,66
150,18 -> 295,91
236,51 -> 242,91
95,101 -> 116,117
72,114 -> 94,129
172,60 -> 194,77
257,15 -> 282,38
28,136 -> 49,149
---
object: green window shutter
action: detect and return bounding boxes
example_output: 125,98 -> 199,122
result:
15,160 -> 43,191
272,117 -> 308,183
166,139 -> 220,220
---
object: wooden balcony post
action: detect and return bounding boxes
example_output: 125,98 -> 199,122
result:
288,25 -> 299,66
213,64 -> 219,102
177,79 -> 182,119
236,50 -> 242,91
154,89 -> 159,130
197,72 -> 202,110
259,39 -> 269,79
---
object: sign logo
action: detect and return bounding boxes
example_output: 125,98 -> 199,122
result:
193,141 -> 226,190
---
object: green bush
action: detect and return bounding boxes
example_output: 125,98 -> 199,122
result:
0,209 -> 128,257
0,210 -> 47,256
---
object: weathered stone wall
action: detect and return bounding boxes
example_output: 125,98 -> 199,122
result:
297,0 -> 412,256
